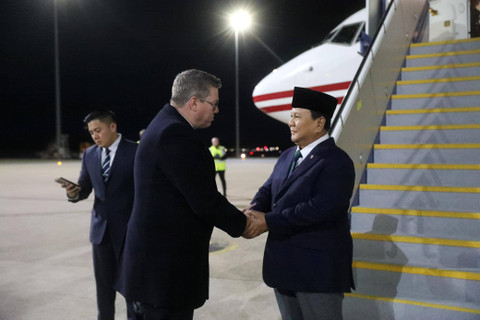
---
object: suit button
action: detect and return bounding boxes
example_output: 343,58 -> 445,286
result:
273,203 -> 277,208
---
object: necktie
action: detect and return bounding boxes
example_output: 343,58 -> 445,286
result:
288,150 -> 302,176
102,148 -> 111,182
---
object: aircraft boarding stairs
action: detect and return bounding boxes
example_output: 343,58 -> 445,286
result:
345,38 -> 480,319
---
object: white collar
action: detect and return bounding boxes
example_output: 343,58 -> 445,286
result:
105,133 -> 122,153
297,133 -> 329,159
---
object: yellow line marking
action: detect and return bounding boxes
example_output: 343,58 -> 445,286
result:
352,233 -> 480,249
380,124 -> 480,130
351,206 -> 480,219
209,242 -> 239,255
402,62 -> 480,72
397,76 -> 480,85
359,184 -> 480,193
410,38 -> 480,47
392,91 -> 480,99
353,261 -> 480,281
345,293 -> 480,314
406,49 -> 480,59
367,163 -> 480,170
386,107 -> 480,114
374,143 -> 480,149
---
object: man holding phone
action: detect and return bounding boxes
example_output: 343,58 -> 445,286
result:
58,110 -> 137,320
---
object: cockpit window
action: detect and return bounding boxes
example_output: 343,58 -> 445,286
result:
321,22 -> 364,46
322,29 -> 337,43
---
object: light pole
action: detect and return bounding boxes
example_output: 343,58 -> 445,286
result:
229,10 -> 251,158
53,0 -> 62,158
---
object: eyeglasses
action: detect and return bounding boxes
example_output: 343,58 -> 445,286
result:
198,98 -> 219,111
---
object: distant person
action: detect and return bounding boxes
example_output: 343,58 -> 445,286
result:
246,87 -> 355,320
209,137 -> 227,196
58,109 -> 137,320
115,69 -> 261,320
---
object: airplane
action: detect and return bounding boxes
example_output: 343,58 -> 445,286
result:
252,8 -> 367,124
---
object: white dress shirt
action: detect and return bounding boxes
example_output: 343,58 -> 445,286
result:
102,133 -> 122,166
295,133 -> 330,168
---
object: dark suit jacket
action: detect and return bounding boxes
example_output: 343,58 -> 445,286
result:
116,104 -> 247,309
252,137 -> 355,293
72,136 -> 137,256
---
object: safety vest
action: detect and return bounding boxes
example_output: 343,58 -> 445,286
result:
209,145 -> 226,171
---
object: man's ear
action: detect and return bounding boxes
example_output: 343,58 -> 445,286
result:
316,117 -> 326,132
110,122 -> 117,132
188,97 -> 198,112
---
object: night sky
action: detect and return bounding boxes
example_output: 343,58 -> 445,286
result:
2,0 -> 364,157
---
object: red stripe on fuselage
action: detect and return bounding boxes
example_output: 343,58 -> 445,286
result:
260,96 -> 344,114
252,81 -> 351,103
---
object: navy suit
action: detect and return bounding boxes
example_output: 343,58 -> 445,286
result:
116,104 -> 247,311
252,137 -> 355,293
72,136 -> 137,319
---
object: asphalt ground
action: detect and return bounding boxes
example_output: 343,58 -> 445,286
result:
0,158 -> 281,320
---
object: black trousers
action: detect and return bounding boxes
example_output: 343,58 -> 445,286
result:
215,170 -> 226,196
274,289 -> 344,320
92,235 -> 135,320
133,302 -> 194,320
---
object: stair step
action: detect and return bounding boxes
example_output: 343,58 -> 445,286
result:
344,292 -> 480,320
401,62 -> 480,80
351,208 -> 480,240
396,76 -> 480,94
352,207 -> 480,219
386,107 -> 480,126
409,37 -> 480,55
391,91 -> 480,109
348,36 -> 480,320
352,263 -> 480,305
365,163 -> 480,187
352,234 -> 480,269
405,49 -> 480,67
358,184 -> 480,212
379,124 -> 480,144
373,143 -> 480,164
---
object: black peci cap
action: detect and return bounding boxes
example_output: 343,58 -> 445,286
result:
291,87 -> 338,120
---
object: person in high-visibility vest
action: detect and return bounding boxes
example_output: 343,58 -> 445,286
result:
209,137 -> 227,196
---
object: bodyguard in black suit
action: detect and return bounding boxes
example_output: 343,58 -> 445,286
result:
116,70 -> 256,320
60,110 -> 137,320
247,87 -> 355,320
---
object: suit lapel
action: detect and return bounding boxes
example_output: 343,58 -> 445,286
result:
94,146 -> 107,193
108,137 -> 124,181
275,138 -> 334,201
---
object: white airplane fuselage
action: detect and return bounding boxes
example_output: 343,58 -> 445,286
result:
252,9 -> 366,124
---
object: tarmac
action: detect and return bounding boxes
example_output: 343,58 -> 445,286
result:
0,158 -> 281,320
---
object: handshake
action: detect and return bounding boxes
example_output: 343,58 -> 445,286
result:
241,204 -> 268,239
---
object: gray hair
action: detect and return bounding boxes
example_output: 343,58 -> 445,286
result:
170,69 -> 222,107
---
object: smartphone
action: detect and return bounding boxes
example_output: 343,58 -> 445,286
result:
55,177 -> 80,188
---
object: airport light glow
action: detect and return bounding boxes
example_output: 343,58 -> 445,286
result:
229,10 -> 251,31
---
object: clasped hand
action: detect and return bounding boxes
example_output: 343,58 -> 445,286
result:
242,205 -> 268,239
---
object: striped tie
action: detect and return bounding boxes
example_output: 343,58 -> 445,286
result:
102,148 -> 111,182
288,150 -> 302,176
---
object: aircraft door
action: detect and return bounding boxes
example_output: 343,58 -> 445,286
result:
429,0 -> 469,41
